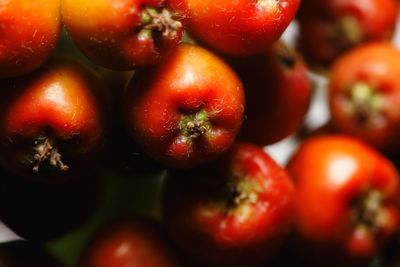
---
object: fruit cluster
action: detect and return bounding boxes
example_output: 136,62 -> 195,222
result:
1,0 -> 400,267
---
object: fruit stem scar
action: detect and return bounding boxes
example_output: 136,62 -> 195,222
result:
333,16 -> 363,47
141,7 -> 182,39
225,177 -> 261,213
32,137 -> 69,172
180,110 -> 211,139
344,82 -> 384,127
351,190 -> 387,234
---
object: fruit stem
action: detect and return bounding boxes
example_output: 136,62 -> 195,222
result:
32,137 -> 69,172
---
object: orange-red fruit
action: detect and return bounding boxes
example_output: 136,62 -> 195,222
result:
124,44 -> 244,168
62,0 -> 188,70
0,0 -> 61,77
287,135 -> 400,266
186,0 -> 300,56
0,57 -> 105,178
329,42 -> 400,151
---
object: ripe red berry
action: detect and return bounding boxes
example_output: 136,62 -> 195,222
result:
124,44 -> 244,168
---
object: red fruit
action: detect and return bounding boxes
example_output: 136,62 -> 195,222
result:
231,43 -> 312,145
124,44 -> 244,168
62,0 -> 188,69
329,42 -> 400,151
298,0 -> 397,66
287,135 -> 400,266
0,57 -> 105,179
163,142 -> 294,267
0,0 -> 61,77
78,219 -> 182,267
185,0 -> 300,56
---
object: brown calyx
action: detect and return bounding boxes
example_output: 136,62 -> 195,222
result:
224,176 -> 262,217
343,82 -> 384,128
140,7 -> 182,40
32,137 -> 69,172
351,190 -> 388,235
180,110 -> 211,140
332,16 -> 364,48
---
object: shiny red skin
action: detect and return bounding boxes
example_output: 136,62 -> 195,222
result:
163,142 -> 294,267
0,57 -> 105,178
124,44 -> 244,168
287,135 -> 400,266
62,0 -> 188,70
78,219 -> 182,267
186,0 -> 300,56
298,0 -> 397,66
231,43 -> 312,145
329,42 -> 400,151
0,0 -> 61,77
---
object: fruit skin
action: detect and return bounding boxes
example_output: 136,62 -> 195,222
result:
62,0 -> 188,70
0,0 -> 61,77
0,240 -> 64,267
329,42 -> 400,151
0,56 -> 105,179
163,142 -> 294,267
297,0 -> 397,66
231,43 -> 312,145
287,135 -> 400,267
185,0 -> 300,56
124,44 -> 244,168
78,219 -> 182,267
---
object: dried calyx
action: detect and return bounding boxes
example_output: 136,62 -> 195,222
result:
351,190 -> 388,235
333,16 -> 364,48
344,82 -> 384,127
180,110 -> 211,139
140,7 -> 182,40
32,136 -> 69,172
